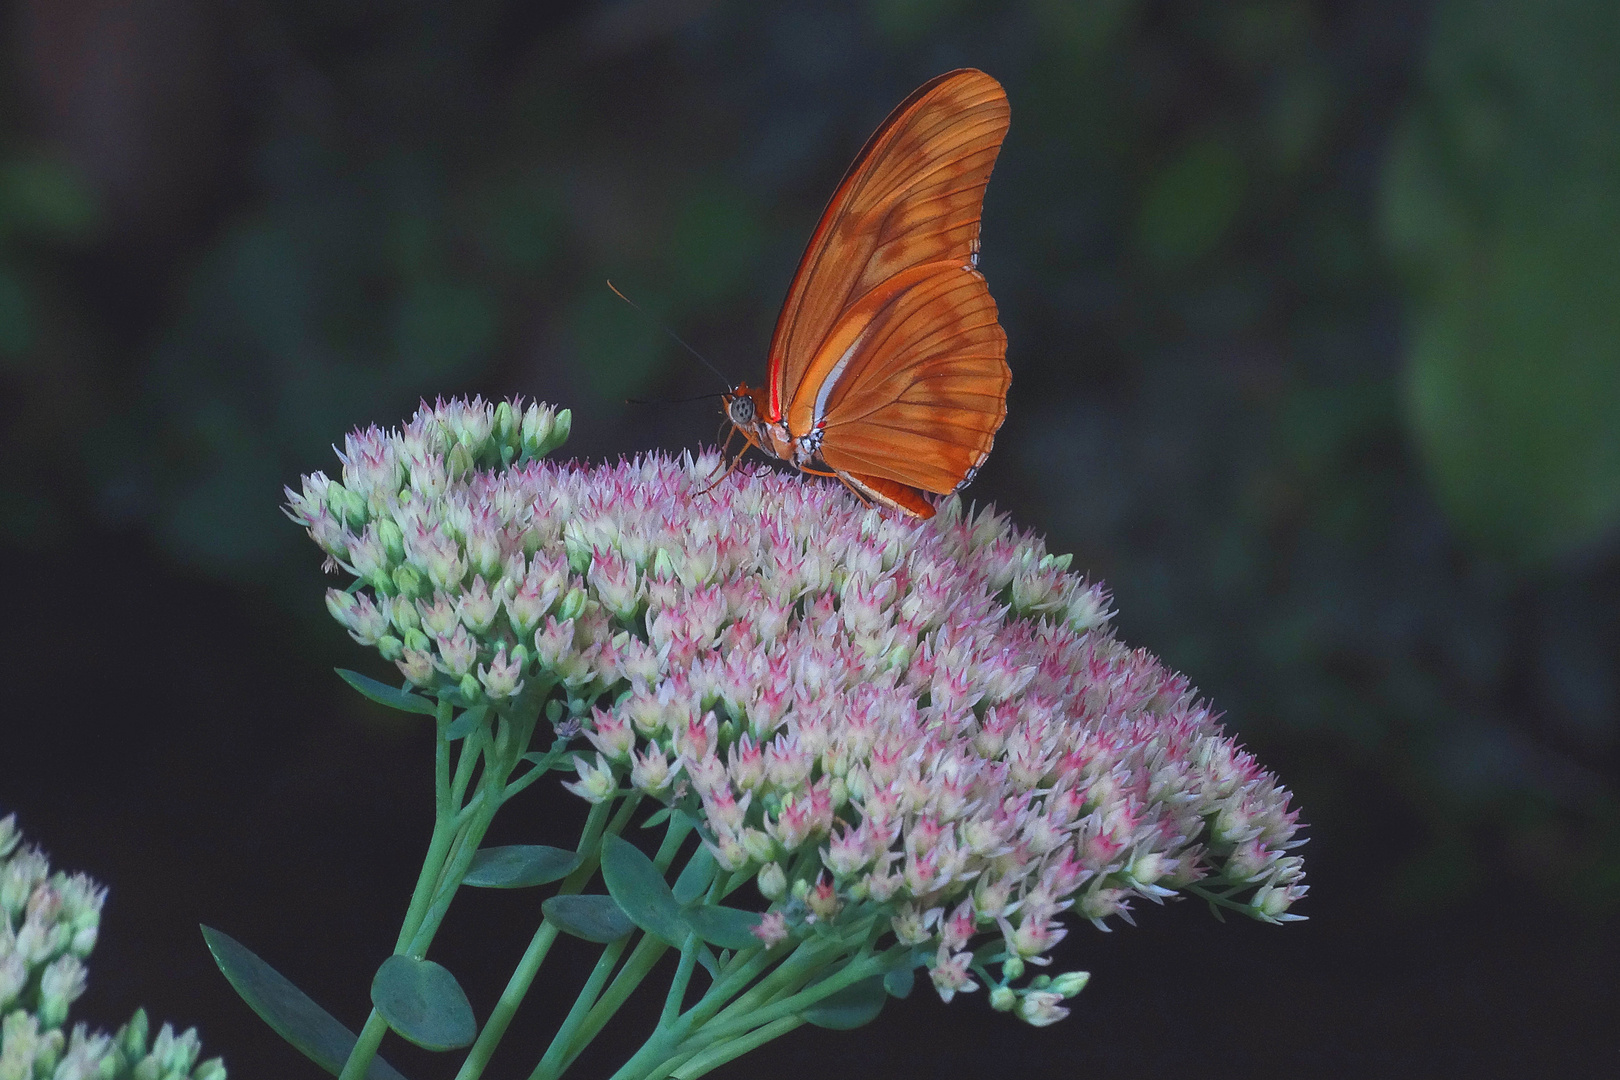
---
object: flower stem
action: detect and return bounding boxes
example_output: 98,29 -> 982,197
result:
342,701 -> 540,1080
338,1010 -> 392,1080
526,935 -> 633,1080
660,935 -> 700,1028
453,799 -> 613,1080
667,1016 -> 803,1080
551,930 -> 668,1075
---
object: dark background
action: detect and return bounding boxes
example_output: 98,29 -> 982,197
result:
3,1 -> 1618,1077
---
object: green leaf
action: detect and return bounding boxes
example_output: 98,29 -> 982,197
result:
336,669 -> 437,716
522,744 -> 572,771
600,835 -> 688,947
463,845 -> 580,888
370,955 -> 476,1052
801,975 -> 888,1030
681,905 -> 761,951
673,845 -> 716,905
542,895 -> 636,943
200,926 -> 410,1080
640,807 -> 673,828
883,966 -> 916,999
444,705 -> 488,740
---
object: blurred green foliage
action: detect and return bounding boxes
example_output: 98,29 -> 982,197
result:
1,0 -> 1616,904
1383,0 -> 1620,566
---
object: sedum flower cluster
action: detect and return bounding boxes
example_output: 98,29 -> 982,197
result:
0,815 -> 224,1080
288,396 -> 1305,1026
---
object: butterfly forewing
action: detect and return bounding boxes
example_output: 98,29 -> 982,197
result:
767,69 -> 1011,428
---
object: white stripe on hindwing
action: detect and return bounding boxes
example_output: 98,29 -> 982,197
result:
812,322 -> 872,427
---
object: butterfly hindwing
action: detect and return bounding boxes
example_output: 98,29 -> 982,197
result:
811,260 -> 1008,497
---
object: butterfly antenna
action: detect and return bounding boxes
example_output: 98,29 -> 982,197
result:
625,391 -> 728,405
606,280 -> 734,389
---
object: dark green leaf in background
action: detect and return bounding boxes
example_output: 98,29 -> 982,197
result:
600,834 -> 688,947
1136,138 -> 1246,268
681,904 -> 762,951
463,845 -> 580,888
800,974 -> 888,1030
201,926 -> 410,1080
542,894 -> 636,943
336,669 -> 438,715
371,955 -> 477,1052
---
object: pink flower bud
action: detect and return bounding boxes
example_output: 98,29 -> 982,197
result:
458,576 -> 500,634
751,911 -> 790,947
477,645 -> 526,700
1015,989 -> 1069,1027
397,649 -> 435,686
560,753 -> 616,804
928,946 -> 979,1003
434,624 -> 479,678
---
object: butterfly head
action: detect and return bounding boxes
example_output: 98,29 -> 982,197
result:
723,382 -> 771,427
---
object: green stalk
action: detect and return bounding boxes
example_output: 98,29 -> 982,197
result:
664,951 -> 885,1071
338,1011 -> 392,1080
550,931 -> 669,1076
660,936 -> 700,1028
667,1016 -> 803,1080
525,935 -> 632,1080
341,704 -> 462,1080
452,799 -> 613,1080
602,921 -> 879,1080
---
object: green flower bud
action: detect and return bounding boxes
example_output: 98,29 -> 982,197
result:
447,442 -> 475,481
194,1058 -> 228,1080
459,672 -> 482,703
989,985 -> 1017,1012
389,595 -> 421,634
324,480 -> 351,518
35,1026 -> 64,1075
377,517 -> 405,564
1001,955 -> 1025,981
325,589 -> 359,627
376,635 -> 405,662
119,1009 -> 150,1063
403,627 -> 432,654
1038,552 -> 1073,573
0,953 -> 26,1010
544,408 -> 571,455
38,955 -> 86,1029
494,400 -> 518,446
1050,971 -> 1090,998
756,862 -> 787,901
392,563 -> 426,600
556,587 -> 588,622
520,403 -> 553,458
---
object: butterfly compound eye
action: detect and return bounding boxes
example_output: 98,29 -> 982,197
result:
727,396 -> 756,425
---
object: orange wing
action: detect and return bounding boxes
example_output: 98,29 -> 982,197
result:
808,259 -> 1008,496
767,69 -> 1011,429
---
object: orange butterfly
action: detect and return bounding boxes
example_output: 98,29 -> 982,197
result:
722,69 -> 1011,519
